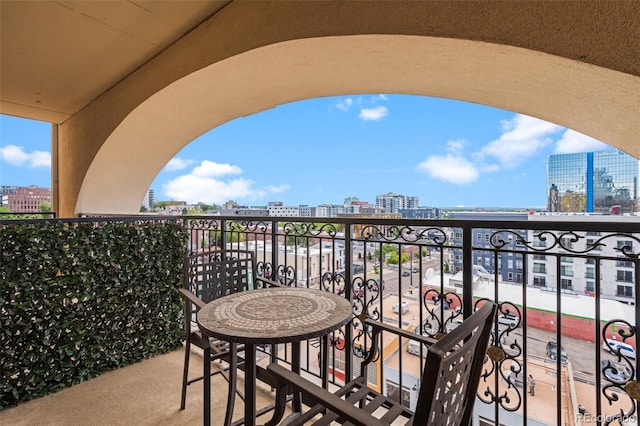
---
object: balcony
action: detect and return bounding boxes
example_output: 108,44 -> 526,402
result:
2,214 -> 640,425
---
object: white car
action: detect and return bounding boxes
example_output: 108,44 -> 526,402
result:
603,338 -> 637,360
497,313 -> 519,328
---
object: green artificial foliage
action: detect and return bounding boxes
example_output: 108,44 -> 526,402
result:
0,219 -> 187,408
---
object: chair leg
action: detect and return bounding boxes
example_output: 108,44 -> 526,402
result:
264,384 -> 290,426
180,336 -> 191,410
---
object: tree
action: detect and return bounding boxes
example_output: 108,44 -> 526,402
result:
39,202 -> 52,213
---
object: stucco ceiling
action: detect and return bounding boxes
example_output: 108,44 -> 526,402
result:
2,1 -> 639,127
0,0 -> 229,123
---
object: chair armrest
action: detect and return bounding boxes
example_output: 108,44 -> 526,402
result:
364,318 -> 439,346
267,363 -> 386,426
256,277 -> 283,288
178,288 -> 205,309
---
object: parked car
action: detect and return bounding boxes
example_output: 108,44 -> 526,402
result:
401,271 -> 410,277
497,313 -> 519,328
372,278 -> 385,291
601,359 -> 633,382
602,338 -> 637,360
392,301 -> 409,314
546,341 -> 569,364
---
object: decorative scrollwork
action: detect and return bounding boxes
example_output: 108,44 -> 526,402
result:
487,345 -> 506,363
420,290 -> 462,337
600,319 -> 637,424
504,230 -> 640,256
475,298 -> 522,412
320,271 -> 345,293
275,264 -> 296,286
282,222 -> 338,237
486,230 -> 528,249
184,218 -> 219,231
227,220 -> 269,234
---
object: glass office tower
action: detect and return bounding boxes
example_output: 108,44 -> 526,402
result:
547,150 -> 639,214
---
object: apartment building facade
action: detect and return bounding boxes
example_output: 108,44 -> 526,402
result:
1,185 -> 51,212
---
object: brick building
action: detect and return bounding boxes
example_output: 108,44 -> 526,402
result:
2,185 -> 51,213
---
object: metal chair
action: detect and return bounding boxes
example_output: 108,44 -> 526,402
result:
266,301 -> 497,426
179,249 -> 281,423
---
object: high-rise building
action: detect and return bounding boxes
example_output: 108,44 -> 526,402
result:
375,192 -> 419,213
547,150 -> 639,214
142,189 -> 156,210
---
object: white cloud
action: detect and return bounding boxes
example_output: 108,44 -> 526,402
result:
417,154 -> 479,184
0,145 -> 50,168
164,157 -> 195,172
161,160 -> 288,204
476,114 -> 563,168
336,98 -> 353,111
192,160 -> 242,177
358,106 -> 388,121
554,129 -> 610,154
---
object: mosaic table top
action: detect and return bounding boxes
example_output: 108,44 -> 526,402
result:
197,287 -> 353,344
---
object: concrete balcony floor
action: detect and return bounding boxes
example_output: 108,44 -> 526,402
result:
0,349 -> 279,426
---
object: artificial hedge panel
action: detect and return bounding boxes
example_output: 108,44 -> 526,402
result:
0,219 -> 188,408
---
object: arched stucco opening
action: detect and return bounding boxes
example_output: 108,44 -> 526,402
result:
76,35 -> 639,215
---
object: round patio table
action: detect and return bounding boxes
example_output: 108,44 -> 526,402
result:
197,286 -> 353,426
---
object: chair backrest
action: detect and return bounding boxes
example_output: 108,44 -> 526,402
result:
185,250 -> 257,303
413,301 -> 497,426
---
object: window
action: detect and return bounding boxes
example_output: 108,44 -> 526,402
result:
561,278 -> 573,289
533,276 -> 546,287
533,254 -> 546,261
533,235 -> 546,248
508,259 -> 513,269
560,265 -> 573,277
386,381 -> 411,409
561,256 -> 573,263
484,257 -> 490,266
617,240 -> 634,252
533,263 -> 546,274
507,272 -> 513,281
586,281 -> 595,292
587,239 -> 602,251
331,347 -> 346,373
617,270 -> 634,283
485,234 -> 490,242
586,258 -> 596,265
617,285 -> 633,298
454,232 -> 462,240
515,259 -> 523,271
476,233 -> 481,242
616,257 -> 634,268
560,237 -> 574,249
586,267 -> 595,279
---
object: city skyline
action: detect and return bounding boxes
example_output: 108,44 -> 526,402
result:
0,94 -> 613,208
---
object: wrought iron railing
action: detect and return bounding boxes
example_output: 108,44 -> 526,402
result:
181,215 -> 640,426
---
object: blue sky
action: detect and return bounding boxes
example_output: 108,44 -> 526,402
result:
1,94 -> 611,208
